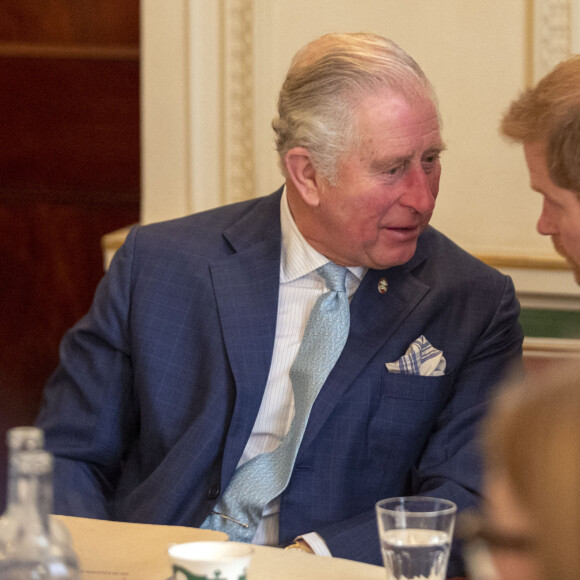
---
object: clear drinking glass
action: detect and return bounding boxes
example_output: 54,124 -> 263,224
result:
376,496 -> 457,580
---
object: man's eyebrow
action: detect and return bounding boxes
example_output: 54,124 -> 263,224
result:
428,142 -> 447,155
369,155 -> 411,174
368,143 -> 447,175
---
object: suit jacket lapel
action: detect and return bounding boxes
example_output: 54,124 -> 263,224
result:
300,250 -> 431,452
210,191 -> 282,478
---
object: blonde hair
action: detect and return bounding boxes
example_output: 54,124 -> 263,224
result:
501,55 -> 580,193
484,362 -> 580,580
272,32 -> 437,185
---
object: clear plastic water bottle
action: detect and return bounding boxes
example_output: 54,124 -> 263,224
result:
6,427 -> 45,453
1,427 -> 77,566
0,427 -> 46,544
0,448 -> 80,578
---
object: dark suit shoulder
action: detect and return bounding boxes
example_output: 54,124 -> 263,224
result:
126,188 -> 283,260
414,226 -> 510,291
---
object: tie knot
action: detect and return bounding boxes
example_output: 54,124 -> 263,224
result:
317,262 -> 348,293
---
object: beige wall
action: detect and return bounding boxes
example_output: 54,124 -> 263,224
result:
140,0 -> 580,301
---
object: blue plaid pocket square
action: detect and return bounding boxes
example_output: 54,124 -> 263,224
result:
385,335 -> 446,376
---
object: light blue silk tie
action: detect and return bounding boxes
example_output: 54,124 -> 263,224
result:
201,262 -> 350,541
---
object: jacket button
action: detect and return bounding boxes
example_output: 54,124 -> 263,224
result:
208,484 -> 221,500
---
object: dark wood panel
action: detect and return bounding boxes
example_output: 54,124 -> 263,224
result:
0,202 -> 139,506
0,1 -> 140,507
0,57 -> 140,197
0,44 -> 139,60
0,0 -> 139,46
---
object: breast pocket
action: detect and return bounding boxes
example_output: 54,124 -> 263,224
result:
381,368 -> 456,402
367,369 -> 457,463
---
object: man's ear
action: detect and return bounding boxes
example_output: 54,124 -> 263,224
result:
284,147 -> 321,207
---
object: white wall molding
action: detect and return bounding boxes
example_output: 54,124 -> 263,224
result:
141,0 -> 257,224
533,0 -> 572,81
222,0 -> 256,205
501,266 -> 580,309
572,0 -> 580,52
141,0 -> 192,224
186,0 -> 223,214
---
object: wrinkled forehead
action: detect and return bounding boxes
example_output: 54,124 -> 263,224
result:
353,90 -> 442,140
349,83 -> 442,129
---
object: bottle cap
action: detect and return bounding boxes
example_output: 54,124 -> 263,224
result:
6,426 -> 44,451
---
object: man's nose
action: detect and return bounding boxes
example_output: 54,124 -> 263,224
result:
401,168 -> 437,214
536,199 -> 557,236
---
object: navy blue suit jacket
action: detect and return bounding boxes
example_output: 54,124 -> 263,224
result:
37,188 -> 522,575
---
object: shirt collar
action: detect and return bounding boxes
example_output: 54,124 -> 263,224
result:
280,187 -> 367,284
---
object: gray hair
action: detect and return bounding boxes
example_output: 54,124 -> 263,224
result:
272,32 -> 438,185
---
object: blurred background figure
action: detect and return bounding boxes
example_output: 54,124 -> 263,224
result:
461,361 -> 580,580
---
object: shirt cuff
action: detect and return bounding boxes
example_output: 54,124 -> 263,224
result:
296,532 -> 332,557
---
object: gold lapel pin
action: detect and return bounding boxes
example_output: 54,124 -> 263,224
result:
378,278 -> 388,294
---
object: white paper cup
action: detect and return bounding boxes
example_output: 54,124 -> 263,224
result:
168,541 -> 254,580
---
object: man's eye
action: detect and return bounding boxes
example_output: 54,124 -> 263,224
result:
422,153 -> 441,171
385,161 -> 408,177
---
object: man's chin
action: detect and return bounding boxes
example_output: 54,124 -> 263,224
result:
553,239 -> 580,285
372,244 -> 418,270
560,257 -> 580,284
570,262 -> 580,286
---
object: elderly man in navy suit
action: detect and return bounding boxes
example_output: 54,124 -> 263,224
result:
37,32 -> 522,577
